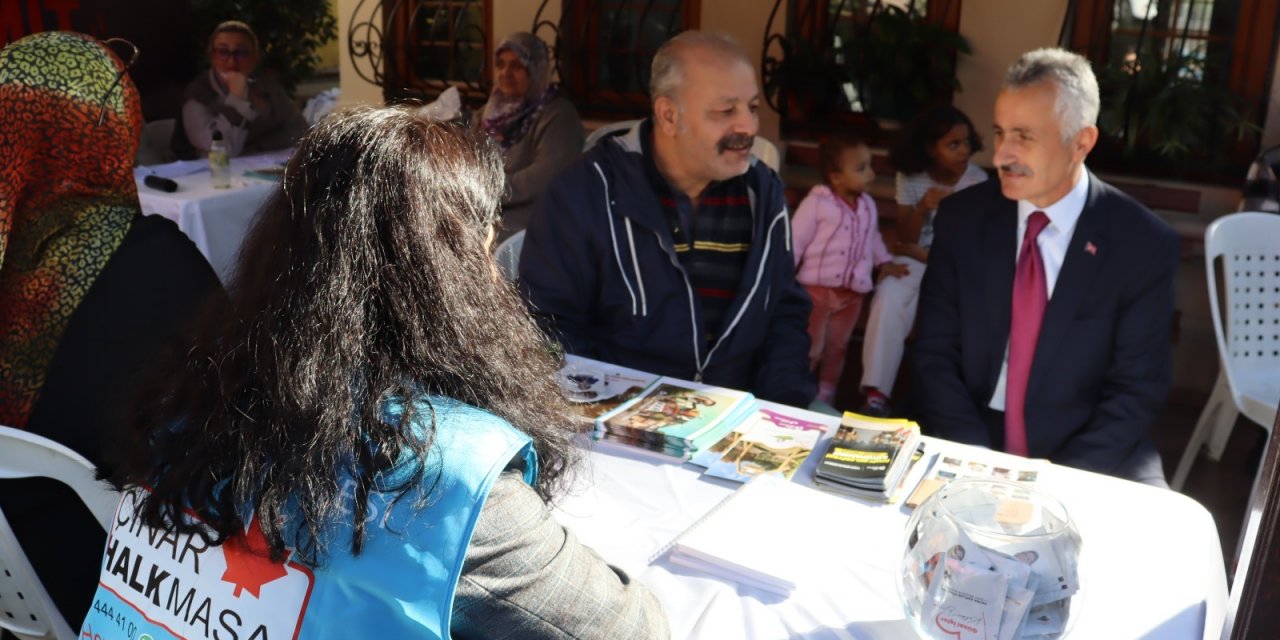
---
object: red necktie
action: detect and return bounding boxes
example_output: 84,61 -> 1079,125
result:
1005,211 -> 1050,457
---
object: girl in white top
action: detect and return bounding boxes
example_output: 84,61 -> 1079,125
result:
860,106 -> 989,415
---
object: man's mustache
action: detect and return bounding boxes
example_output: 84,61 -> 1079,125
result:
999,162 -> 1032,177
717,134 -> 754,154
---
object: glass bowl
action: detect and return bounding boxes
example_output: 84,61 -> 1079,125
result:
899,478 -> 1083,639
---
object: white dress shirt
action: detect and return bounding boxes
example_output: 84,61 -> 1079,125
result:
988,167 -> 1090,411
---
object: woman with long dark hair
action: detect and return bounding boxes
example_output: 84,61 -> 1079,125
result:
81,107 -> 668,639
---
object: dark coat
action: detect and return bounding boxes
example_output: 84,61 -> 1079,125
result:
912,173 -> 1179,476
519,122 -> 816,407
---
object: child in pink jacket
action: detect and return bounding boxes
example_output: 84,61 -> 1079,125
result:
793,135 -> 908,404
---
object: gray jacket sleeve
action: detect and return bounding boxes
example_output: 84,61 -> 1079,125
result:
451,472 -> 670,639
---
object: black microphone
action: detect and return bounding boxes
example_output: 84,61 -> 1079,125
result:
143,174 -> 179,192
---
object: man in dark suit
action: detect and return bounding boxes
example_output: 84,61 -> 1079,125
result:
912,48 -> 1179,486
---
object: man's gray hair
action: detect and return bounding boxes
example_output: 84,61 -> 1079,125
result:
1004,48 -> 1100,142
650,31 -> 752,102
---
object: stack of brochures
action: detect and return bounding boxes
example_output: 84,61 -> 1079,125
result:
905,452 -> 1048,508
557,355 -> 660,427
689,402 -> 839,482
243,165 -> 286,181
813,412 -> 921,500
592,376 -> 757,460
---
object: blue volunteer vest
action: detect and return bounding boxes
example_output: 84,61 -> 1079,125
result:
80,396 -> 536,640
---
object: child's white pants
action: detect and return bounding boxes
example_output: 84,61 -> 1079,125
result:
860,256 -> 927,394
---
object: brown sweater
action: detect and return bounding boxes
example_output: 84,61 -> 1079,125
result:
485,96 -> 585,242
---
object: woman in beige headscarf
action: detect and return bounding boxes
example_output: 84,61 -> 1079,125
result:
477,32 -> 585,242
173,20 -> 308,159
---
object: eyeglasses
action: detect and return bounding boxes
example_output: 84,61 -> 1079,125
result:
212,48 -> 254,62
96,38 -> 140,127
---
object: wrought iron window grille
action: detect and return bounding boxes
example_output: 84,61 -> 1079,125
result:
348,0 -> 490,103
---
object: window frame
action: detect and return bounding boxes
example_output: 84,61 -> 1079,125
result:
1066,0 -> 1279,182
774,0 -> 963,143
380,0 -> 493,104
552,0 -> 701,120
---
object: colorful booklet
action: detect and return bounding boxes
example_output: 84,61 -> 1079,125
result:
813,412 -> 921,498
688,412 -> 760,468
904,452 -> 1048,508
595,377 -> 756,458
243,165 -> 286,181
695,403 -> 838,482
814,443 -> 926,504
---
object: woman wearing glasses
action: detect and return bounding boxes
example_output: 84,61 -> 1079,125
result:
173,20 -> 308,159
0,31 -> 223,628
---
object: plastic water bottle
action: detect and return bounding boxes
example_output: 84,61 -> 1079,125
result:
209,130 -> 231,189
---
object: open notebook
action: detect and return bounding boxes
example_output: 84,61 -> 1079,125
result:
654,474 -> 891,596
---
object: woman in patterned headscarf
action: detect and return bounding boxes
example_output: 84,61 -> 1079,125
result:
477,32 -> 584,242
0,31 -> 222,627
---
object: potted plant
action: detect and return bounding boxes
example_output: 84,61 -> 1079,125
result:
844,3 -> 971,123
1098,47 -> 1259,169
762,35 -> 856,123
762,1 -> 969,134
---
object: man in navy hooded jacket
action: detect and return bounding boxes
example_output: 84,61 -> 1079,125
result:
519,31 -> 816,407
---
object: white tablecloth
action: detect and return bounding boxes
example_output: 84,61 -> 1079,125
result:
555,435 -> 1227,639
135,151 -> 291,283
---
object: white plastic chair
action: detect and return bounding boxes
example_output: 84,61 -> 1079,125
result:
1172,212 -> 1280,491
493,229 -> 525,282
0,426 -> 120,640
583,118 -> 783,172
583,119 -> 640,151
751,137 -> 782,173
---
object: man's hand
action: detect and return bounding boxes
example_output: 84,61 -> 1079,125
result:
220,71 -> 249,99
876,262 -> 911,282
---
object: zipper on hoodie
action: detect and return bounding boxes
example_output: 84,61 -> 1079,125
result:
652,228 -> 705,380
653,206 -> 791,382
595,155 -> 791,384
700,209 -> 790,376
